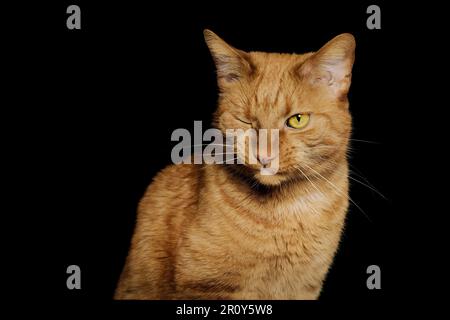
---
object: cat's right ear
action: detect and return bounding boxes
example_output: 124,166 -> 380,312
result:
204,29 -> 254,87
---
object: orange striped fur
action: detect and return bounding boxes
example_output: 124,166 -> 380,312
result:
115,30 -> 355,299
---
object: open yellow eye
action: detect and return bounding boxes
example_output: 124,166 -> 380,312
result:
286,113 -> 310,129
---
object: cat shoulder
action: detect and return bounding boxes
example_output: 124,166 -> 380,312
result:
152,164 -> 199,186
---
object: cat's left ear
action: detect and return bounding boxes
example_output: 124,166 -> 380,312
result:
300,33 -> 356,99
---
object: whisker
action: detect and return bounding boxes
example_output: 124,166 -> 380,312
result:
347,175 -> 387,200
204,153 -> 237,156
348,165 -> 383,194
295,166 -> 325,198
293,166 -> 323,216
301,162 -> 372,223
349,138 -> 380,144
212,157 -> 240,164
307,156 -> 386,201
191,144 -> 233,147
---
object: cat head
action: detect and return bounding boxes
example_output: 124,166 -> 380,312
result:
204,30 -> 355,186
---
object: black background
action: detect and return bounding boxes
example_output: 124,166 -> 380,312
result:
8,0 -> 435,317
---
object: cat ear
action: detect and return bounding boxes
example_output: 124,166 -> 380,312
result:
204,29 -> 254,85
300,33 -> 355,98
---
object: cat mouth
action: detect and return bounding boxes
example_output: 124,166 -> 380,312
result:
241,164 -> 281,176
253,168 -> 290,186
259,167 -> 279,176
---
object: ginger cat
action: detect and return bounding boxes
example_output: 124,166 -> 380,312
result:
115,30 -> 355,300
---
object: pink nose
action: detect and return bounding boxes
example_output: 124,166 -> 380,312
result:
257,155 -> 276,166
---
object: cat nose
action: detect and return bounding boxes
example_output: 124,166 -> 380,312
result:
257,155 -> 276,167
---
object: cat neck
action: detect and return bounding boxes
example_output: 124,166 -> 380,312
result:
201,162 -> 348,208
196,162 -> 347,227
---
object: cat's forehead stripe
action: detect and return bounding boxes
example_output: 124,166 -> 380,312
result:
252,71 -> 295,115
